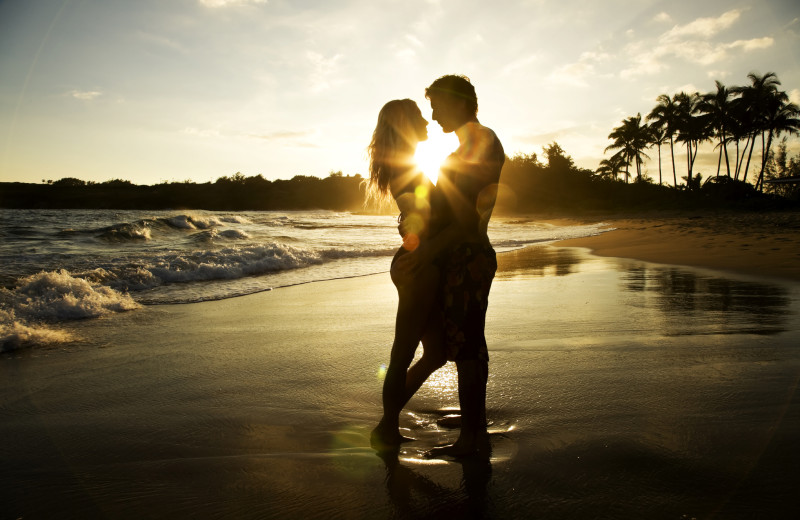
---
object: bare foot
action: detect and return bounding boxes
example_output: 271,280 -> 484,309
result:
425,433 -> 490,459
370,425 -> 415,451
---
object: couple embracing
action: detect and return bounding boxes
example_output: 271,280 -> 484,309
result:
367,75 -> 504,457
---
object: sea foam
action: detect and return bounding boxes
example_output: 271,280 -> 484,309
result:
0,270 -> 141,350
2,270 -> 140,321
0,309 -> 74,352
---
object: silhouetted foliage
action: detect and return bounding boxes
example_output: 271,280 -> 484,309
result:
613,71 -> 800,192
495,142 -> 793,214
0,172 -> 367,211
52,177 -> 87,187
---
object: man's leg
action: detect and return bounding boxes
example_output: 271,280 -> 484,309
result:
427,243 -> 494,458
427,358 -> 488,457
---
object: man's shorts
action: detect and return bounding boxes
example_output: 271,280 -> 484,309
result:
441,242 -> 496,362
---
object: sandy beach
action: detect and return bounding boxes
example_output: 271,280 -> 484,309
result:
2,213 -> 800,519
554,210 -> 800,282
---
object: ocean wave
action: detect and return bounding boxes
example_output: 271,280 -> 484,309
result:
320,247 -> 396,260
89,214 -> 251,242
219,215 -> 251,224
3,270 -> 141,321
0,270 -> 141,350
97,221 -> 153,241
161,215 -> 225,230
192,228 -> 250,242
70,243 -> 328,293
0,310 -> 74,353
217,229 -> 249,239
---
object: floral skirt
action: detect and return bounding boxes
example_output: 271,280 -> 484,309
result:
441,242 -> 497,362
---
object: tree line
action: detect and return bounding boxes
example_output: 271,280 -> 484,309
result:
2,144 -> 798,213
601,71 -> 800,192
0,172 -> 370,212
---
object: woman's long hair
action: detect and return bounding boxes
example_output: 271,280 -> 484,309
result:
366,99 -> 420,203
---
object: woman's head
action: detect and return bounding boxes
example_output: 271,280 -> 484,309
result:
367,99 -> 428,199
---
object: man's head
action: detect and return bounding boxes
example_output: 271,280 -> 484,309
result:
425,75 -> 478,133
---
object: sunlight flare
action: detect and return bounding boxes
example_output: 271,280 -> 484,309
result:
414,130 -> 458,184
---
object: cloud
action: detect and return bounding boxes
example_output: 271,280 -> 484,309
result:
547,51 -> 610,88
306,51 -> 343,93
69,90 -> 103,101
404,34 -> 423,48
394,48 -> 417,62
621,9 -> 774,78
706,69 -> 731,79
518,127 -> 580,145
198,0 -> 267,7
727,37 -> 774,51
673,83 -> 700,95
502,53 -> 540,75
653,12 -> 672,24
661,9 -> 741,40
789,89 -> 800,105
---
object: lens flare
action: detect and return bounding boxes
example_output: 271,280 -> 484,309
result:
414,129 -> 458,184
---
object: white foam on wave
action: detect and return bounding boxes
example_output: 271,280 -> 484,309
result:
3,270 -> 141,321
188,216 -> 223,229
99,222 -> 152,241
146,243 -> 323,284
162,214 -> 236,230
219,215 -> 250,224
194,228 -> 250,241
321,247 -> 396,260
0,270 -> 141,350
217,229 -> 249,239
64,243 -> 326,295
164,215 -> 197,229
0,309 -> 73,352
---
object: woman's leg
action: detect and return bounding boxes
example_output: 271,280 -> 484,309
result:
402,311 -> 446,408
372,262 -> 440,448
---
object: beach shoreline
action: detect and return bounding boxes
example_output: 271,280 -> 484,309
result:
546,210 -> 800,282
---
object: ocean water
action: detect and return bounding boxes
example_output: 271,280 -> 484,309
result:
0,209 -> 607,351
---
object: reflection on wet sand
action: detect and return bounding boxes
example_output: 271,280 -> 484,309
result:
498,244 -> 795,337
621,265 -> 792,335
378,447 -> 492,518
497,245 -> 582,278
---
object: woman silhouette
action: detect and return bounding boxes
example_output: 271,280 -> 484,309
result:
366,99 -> 447,449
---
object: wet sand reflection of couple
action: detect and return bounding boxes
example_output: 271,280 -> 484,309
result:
367,75 -> 505,458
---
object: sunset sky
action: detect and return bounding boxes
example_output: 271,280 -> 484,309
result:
1,0 -> 798,185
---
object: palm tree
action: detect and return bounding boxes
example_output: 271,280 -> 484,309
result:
755,95 -> 800,191
646,94 -> 679,186
697,80 -> 736,178
733,72 -> 782,184
647,123 -> 667,184
605,113 -> 650,183
596,153 -> 627,181
674,92 -> 709,185
726,96 -> 753,181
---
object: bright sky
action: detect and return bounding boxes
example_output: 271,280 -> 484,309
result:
1,0 -> 799,185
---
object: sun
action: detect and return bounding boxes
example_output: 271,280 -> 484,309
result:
414,128 -> 459,184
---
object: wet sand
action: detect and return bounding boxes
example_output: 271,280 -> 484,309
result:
2,223 -> 800,519
554,210 -> 800,282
